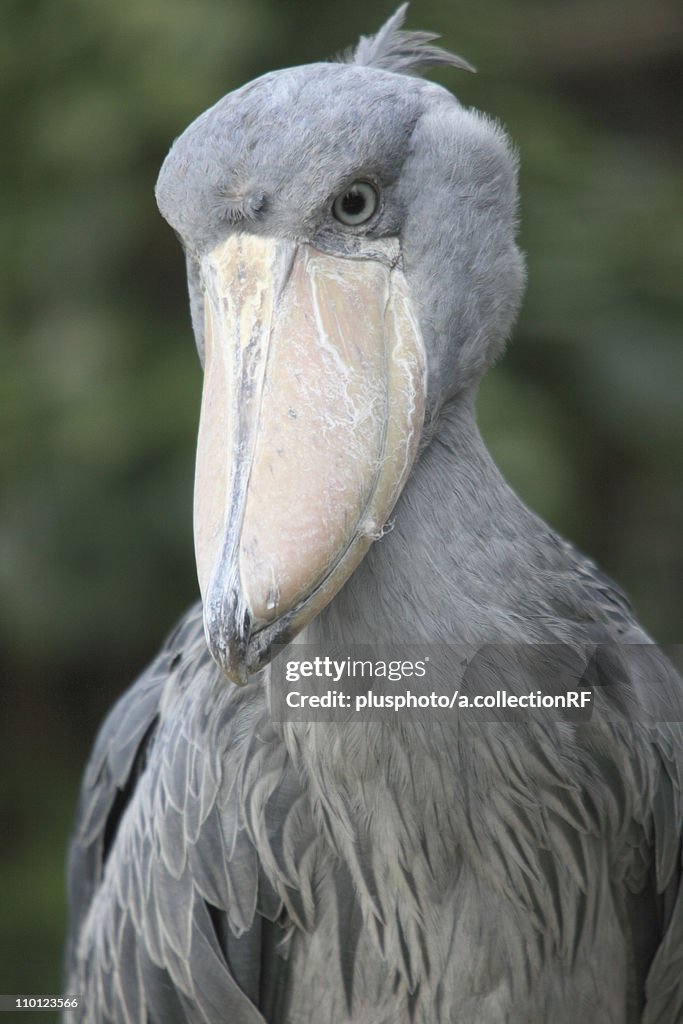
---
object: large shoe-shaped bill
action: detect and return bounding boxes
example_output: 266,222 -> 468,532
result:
194,233 -> 426,684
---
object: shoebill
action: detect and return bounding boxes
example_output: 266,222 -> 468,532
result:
64,7 -> 683,1022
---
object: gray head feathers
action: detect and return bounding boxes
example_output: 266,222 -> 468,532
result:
347,4 -> 475,76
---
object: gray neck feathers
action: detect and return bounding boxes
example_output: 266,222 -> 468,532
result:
303,393 -> 570,650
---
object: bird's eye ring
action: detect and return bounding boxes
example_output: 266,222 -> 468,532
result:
332,181 -> 379,227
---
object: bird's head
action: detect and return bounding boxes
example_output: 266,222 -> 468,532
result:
155,6 -> 525,684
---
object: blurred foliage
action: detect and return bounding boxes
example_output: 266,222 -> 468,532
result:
1,0 -> 681,1010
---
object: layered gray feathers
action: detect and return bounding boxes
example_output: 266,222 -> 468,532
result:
65,577 -> 683,1022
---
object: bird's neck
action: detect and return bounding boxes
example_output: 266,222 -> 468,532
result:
282,392 -> 549,848
307,391 -> 549,649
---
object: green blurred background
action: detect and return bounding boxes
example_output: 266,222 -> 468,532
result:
1,0 -> 681,1012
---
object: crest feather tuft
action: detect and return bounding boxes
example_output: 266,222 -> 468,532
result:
345,4 -> 475,77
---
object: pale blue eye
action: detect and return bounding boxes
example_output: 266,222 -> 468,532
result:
332,181 -> 378,226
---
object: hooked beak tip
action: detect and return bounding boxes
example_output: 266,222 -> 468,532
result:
204,589 -> 254,686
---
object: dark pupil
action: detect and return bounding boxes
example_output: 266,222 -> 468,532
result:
342,188 -> 366,216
